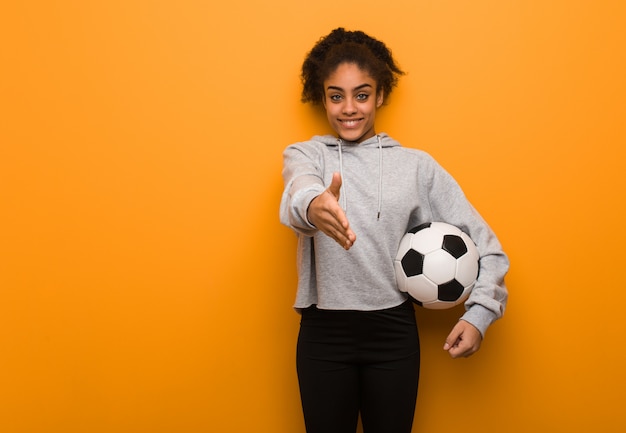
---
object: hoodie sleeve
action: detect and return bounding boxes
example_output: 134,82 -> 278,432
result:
279,142 -> 326,236
421,156 -> 510,337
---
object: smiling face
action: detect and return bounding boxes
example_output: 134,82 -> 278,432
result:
323,62 -> 384,143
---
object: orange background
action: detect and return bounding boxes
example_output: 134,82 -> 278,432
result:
1,1 -> 625,432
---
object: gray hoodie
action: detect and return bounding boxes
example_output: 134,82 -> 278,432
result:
280,133 -> 509,336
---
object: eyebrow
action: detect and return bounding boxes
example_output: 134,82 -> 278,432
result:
326,83 -> 373,92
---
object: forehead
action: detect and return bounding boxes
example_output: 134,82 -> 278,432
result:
324,63 -> 376,88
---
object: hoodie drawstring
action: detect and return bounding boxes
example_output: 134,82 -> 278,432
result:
337,135 -> 383,220
338,139 -> 347,213
377,134 -> 382,220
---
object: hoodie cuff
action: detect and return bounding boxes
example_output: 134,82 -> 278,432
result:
460,304 -> 498,338
293,187 -> 325,230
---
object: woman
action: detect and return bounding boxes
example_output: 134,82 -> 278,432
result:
279,28 -> 509,433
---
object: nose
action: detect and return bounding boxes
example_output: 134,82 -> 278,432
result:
342,99 -> 357,115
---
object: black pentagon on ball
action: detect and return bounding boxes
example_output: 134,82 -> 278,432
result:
408,222 -> 432,234
441,234 -> 467,259
438,279 -> 465,302
401,249 -> 424,277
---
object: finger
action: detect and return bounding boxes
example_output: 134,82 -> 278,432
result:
327,172 -> 343,200
308,173 -> 356,249
331,213 -> 356,248
327,197 -> 352,232
448,341 -> 470,359
443,327 -> 462,352
319,192 -> 354,245
452,343 -> 478,358
324,221 -> 356,250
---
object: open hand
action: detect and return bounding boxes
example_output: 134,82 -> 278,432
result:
307,172 -> 356,250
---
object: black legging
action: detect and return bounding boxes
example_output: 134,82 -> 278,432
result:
296,300 -> 420,433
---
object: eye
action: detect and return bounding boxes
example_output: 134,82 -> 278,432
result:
329,94 -> 343,102
356,93 -> 369,101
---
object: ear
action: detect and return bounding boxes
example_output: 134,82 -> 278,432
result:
376,90 -> 384,108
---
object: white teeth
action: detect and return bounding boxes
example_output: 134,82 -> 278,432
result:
342,120 -> 359,127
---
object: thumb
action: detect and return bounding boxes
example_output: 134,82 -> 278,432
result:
327,172 -> 342,200
443,326 -> 462,351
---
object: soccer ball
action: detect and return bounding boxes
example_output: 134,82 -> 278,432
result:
394,222 -> 479,309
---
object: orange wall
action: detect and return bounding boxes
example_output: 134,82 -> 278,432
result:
1,1 -> 625,432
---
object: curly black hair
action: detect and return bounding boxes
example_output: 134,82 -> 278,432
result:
300,28 -> 405,105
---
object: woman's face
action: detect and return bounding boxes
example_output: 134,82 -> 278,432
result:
323,63 -> 383,143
